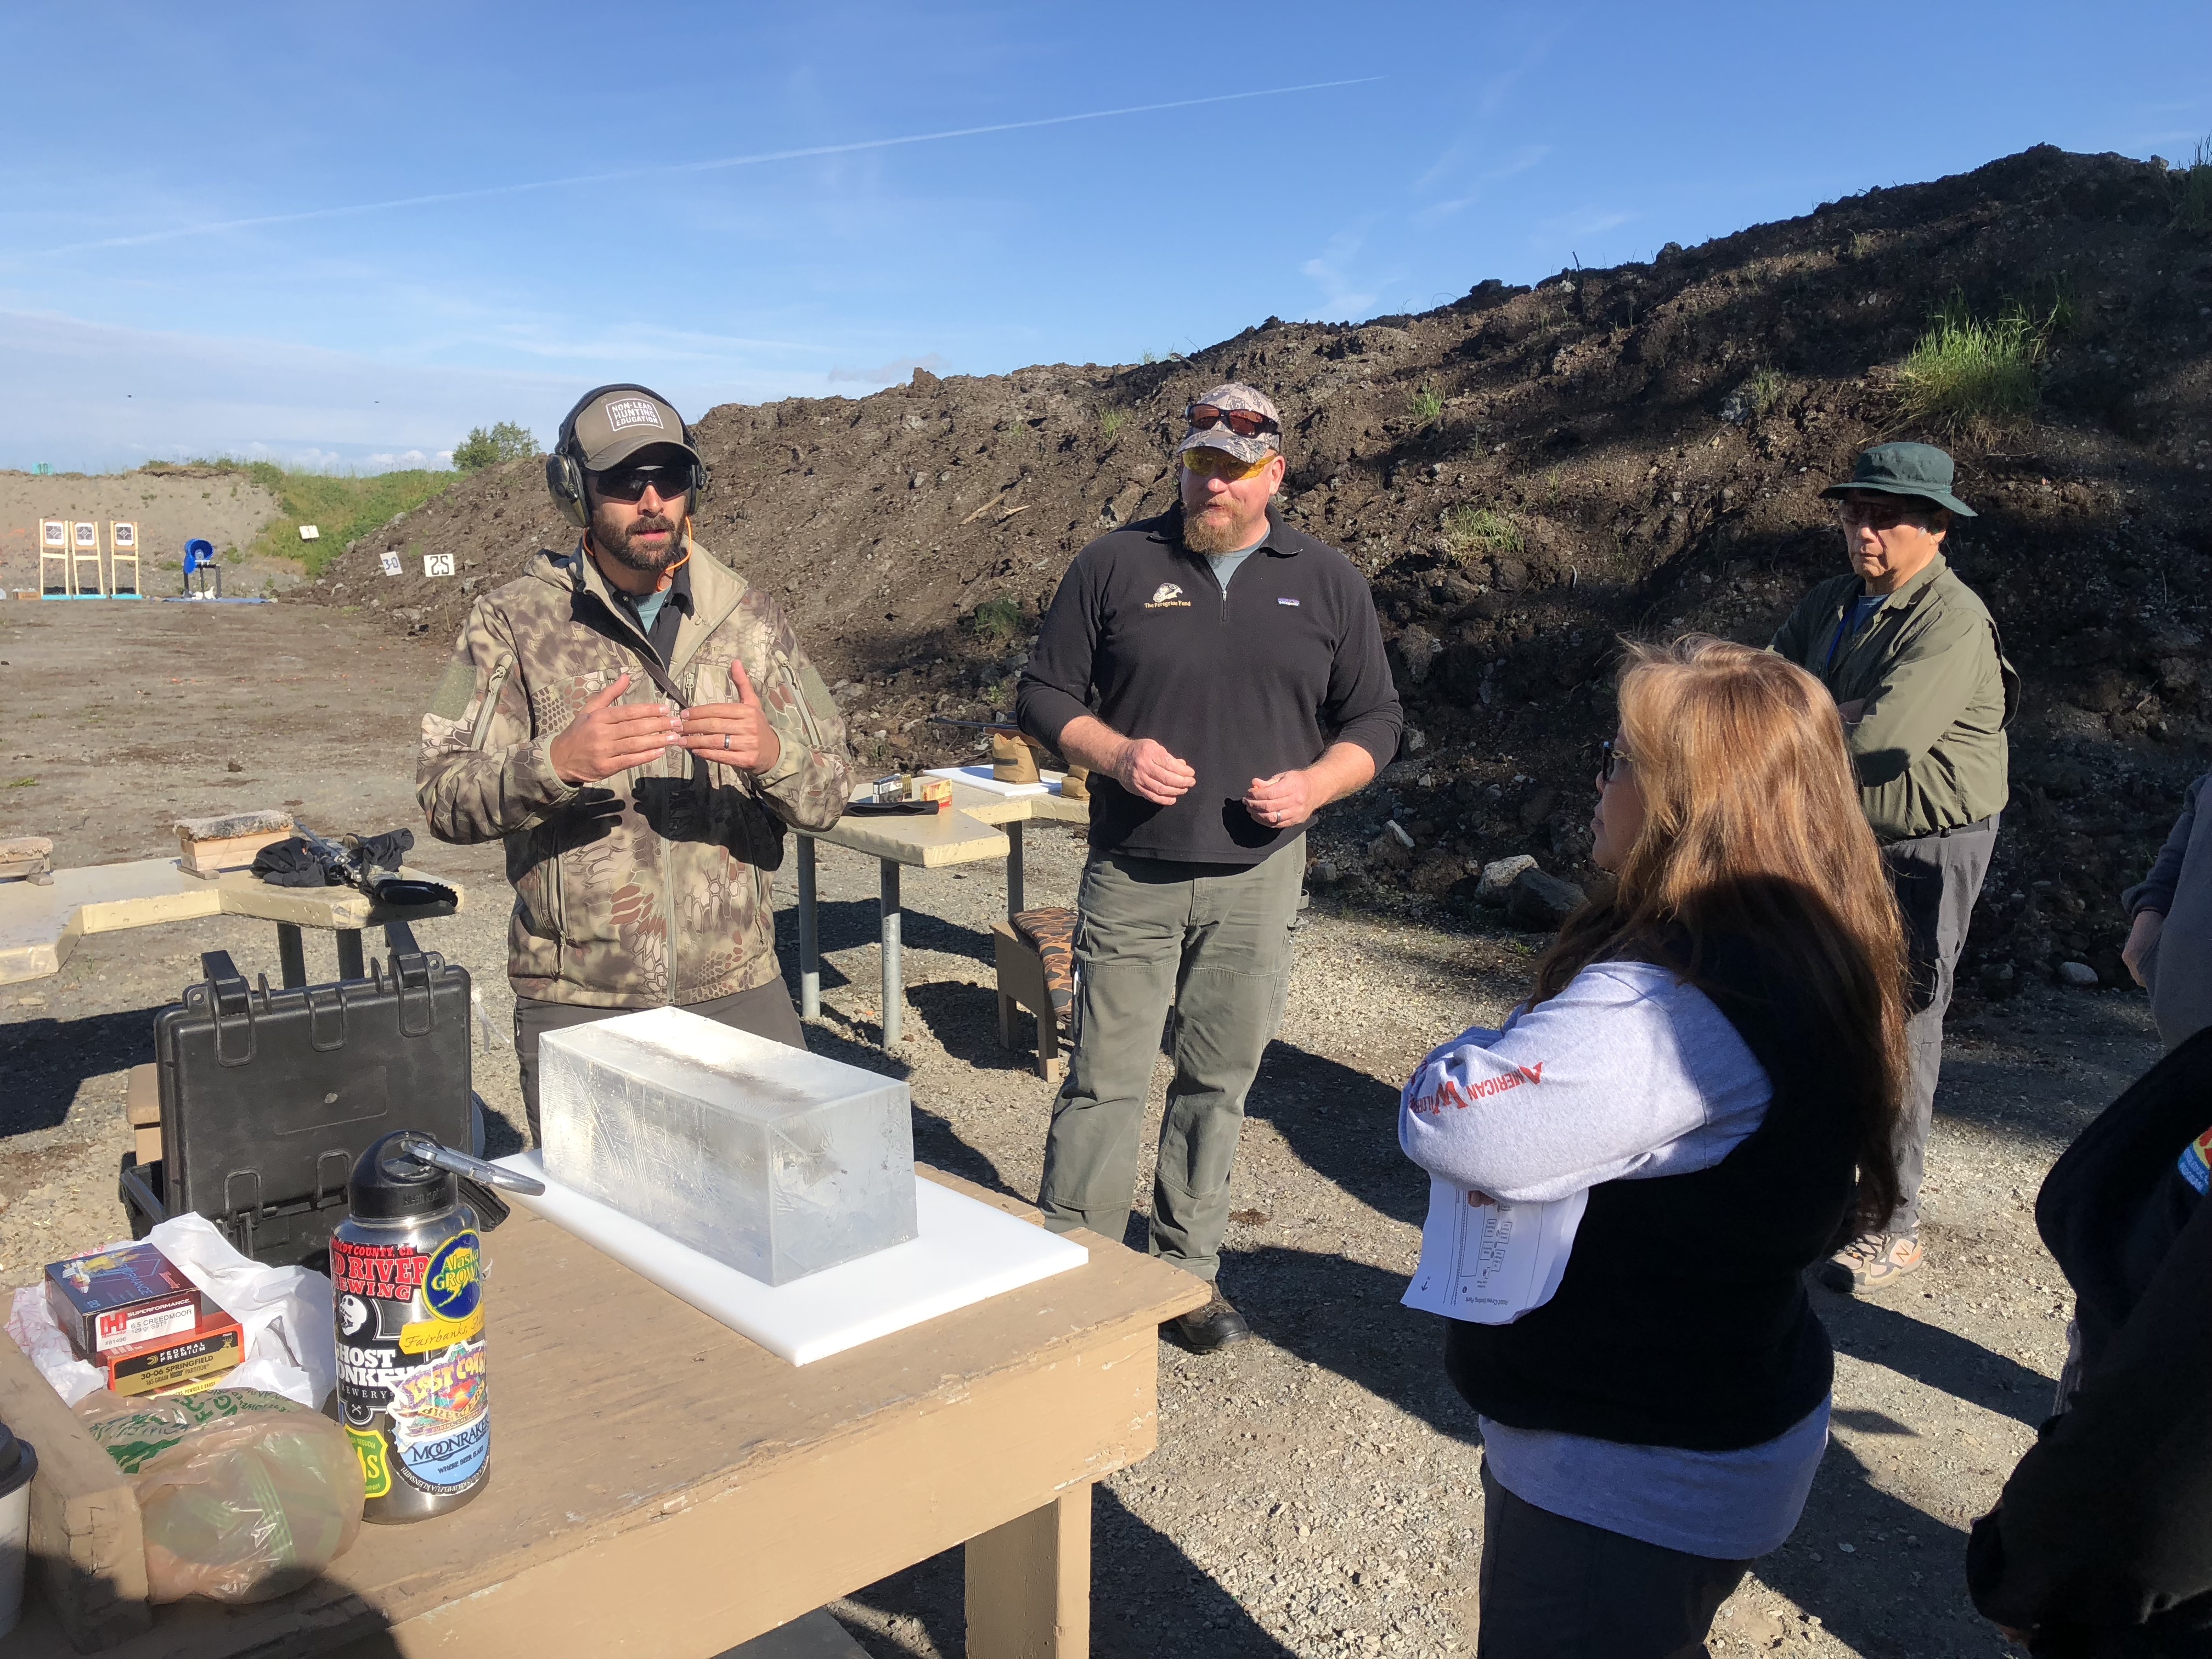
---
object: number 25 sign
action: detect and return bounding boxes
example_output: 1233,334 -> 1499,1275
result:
422,553 -> 456,578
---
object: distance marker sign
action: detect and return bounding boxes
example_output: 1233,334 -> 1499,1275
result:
381,552 -> 403,576
422,553 -> 455,578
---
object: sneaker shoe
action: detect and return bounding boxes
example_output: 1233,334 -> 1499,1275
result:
1816,1231 -> 1925,1295
1165,1287 -> 1252,1352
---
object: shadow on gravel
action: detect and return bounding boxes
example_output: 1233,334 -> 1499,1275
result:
902,979 -> 1067,1088
0,1006 -> 161,1136
1756,1438 -> 1982,1659
778,894 -> 996,972
1820,1291 -> 2056,1428
1226,1243 -> 1481,1444
1246,1041 -> 1426,1228
836,1485 -> 1297,1659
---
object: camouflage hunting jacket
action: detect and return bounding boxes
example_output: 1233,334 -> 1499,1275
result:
416,538 -> 852,1008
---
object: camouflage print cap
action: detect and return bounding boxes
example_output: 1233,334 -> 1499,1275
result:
1176,381 -> 1285,465
565,385 -> 703,473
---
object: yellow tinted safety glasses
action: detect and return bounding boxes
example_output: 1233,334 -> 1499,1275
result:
1181,446 -> 1274,481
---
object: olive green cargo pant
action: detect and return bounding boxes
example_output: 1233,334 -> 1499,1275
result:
1037,840 -> 1303,1281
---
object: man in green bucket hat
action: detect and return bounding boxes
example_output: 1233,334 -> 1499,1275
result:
1773,442 -> 2019,1294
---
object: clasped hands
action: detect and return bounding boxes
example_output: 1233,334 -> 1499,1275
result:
1109,734 -> 1312,828
549,663 -> 781,786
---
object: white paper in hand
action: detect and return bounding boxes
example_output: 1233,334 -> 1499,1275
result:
1401,1176 -> 1587,1323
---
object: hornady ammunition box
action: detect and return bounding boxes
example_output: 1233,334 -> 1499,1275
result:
104,1312 -> 244,1397
45,1243 -> 200,1358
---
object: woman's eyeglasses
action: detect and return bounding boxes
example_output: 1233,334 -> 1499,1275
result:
1598,738 -> 1633,785
1186,403 -> 1280,439
589,460 -> 697,503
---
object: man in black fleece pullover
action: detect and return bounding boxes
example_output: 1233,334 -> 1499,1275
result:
1018,382 -> 1400,1348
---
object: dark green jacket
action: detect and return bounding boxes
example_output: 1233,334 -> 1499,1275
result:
1770,554 -> 2017,843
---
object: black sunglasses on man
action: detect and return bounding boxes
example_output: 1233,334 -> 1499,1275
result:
589,459 -> 698,503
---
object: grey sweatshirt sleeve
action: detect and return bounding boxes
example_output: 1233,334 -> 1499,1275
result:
2124,774 -> 2209,918
1397,963 -> 1772,1203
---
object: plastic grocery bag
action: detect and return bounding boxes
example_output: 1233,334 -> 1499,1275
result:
5,1286 -> 105,1405
145,1215 -> 336,1408
75,1387 -> 364,1604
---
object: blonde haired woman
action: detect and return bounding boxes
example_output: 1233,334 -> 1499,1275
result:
1399,637 -> 1909,1659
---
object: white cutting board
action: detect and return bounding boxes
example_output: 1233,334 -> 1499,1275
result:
489,1153 -> 1087,1365
923,765 -> 1058,798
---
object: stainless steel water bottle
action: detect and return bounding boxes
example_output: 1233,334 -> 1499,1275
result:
332,1131 -> 539,1524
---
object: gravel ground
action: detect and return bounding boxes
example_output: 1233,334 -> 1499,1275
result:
0,602 -> 2165,1657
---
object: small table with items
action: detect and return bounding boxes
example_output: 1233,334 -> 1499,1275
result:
792,775 -> 1087,1048
0,857 -> 463,987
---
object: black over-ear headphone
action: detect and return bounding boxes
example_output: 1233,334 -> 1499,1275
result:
545,382 -> 709,529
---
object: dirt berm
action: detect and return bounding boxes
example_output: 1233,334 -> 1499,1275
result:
310,144 -> 2212,992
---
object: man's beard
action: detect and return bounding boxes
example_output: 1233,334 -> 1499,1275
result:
589,506 -> 684,573
1183,496 -> 1264,555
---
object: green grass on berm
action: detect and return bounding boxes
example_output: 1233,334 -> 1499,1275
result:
142,459 -> 456,577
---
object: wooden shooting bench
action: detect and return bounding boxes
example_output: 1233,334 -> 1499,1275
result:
0,1169 -> 1208,1659
0,859 -> 464,988
793,778 -> 1088,1049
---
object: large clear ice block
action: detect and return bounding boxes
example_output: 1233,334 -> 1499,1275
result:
539,1006 -> 917,1285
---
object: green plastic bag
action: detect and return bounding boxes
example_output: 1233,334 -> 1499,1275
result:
75,1387 -> 364,1604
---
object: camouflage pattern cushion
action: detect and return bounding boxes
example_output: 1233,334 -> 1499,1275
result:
1011,905 -> 1077,1036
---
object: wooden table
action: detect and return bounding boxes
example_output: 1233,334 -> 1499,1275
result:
0,858 -> 465,986
2,1169 -> 1208,1659
794,779 -> 1087,1048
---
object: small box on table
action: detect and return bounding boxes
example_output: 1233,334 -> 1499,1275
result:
102,1312 -> 243,1397
46,1243 -> 199,1358
540,1007 -> 917,1286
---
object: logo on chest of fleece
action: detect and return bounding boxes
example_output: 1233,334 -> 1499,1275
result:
1409,1063 -> 1545,1116
1145,582 -> 1191,609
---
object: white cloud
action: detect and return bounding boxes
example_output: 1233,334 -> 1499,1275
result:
0,307 -> 583,473
828,352 -> 951,385
1301,227 -> 1383,320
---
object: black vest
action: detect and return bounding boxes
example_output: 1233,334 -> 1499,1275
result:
1444,936 -> 1858,1451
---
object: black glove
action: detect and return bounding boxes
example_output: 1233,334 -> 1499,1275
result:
352,828 -> 415,872
251,838 -> 337,888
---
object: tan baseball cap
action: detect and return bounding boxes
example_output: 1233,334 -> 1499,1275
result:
563,385 -> 702,473
1176,382 -> 1284,465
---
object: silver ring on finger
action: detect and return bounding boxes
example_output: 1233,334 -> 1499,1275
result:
723,733 -> 732,750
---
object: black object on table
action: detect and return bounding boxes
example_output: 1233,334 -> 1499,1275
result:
118,920 -> 476,1268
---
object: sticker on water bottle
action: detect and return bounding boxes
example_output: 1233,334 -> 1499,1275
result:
390,1338 -> 490,1493
348,1425 -> 392,1498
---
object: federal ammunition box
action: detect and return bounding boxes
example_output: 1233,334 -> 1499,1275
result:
104,1315 -> 244,1397
45,1244 -> 199,1358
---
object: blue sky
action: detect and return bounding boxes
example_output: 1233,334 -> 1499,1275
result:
4,1 -> 2207,473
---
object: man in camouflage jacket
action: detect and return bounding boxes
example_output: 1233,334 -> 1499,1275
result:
416,385 -> 852,1132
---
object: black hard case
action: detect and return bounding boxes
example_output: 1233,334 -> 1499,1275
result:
120,927 -> 473,1267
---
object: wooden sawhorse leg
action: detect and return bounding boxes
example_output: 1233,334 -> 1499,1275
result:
965,1483 -> 1091,1658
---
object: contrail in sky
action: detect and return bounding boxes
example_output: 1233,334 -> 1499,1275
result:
31,77 -> 1383,258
